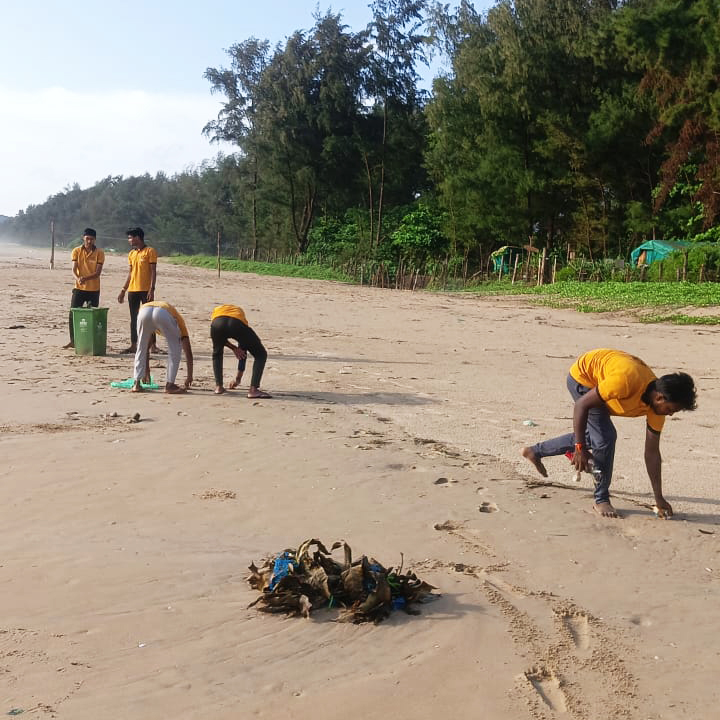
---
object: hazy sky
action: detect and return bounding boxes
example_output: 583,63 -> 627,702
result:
0,0 -> 488,217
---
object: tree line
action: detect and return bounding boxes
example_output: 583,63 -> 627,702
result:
3,0 -> 719,280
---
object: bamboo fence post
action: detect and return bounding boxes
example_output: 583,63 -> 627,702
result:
217,231 -> 221,277
551,257 -> 557,284
511,253 -> 520,285
537,248 -> 547,286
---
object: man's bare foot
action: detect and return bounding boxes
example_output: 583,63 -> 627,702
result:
63,341 -> 74,349
247,388 -> 272,399
214,386 -> 226,395
165,383 -> 187,394
131,381 -> 143,393
121,345 -> 136,354
593,502 -> 620,518
150,345 -> 166,354
521,446 -> 547,477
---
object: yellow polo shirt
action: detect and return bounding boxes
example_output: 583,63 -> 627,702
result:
127,246 -> 157,292
71,245 -> 105,291
570,348 -> 664,433
142,301 -> 189,339
211,304 -> 248,325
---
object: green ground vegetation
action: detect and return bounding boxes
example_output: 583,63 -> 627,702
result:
168,255 -> 353,283
463,281 -> 720,324
171,254 -> 720,325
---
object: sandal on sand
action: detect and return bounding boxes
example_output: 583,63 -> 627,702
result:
248,391 -> 272,399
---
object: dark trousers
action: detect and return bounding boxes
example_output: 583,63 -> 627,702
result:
531,374 -> 617,504
210,316 -> 267,388
127,291 -> 149,345
68,289 -> 100,343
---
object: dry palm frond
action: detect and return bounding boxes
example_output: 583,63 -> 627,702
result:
247,539 -> 439,623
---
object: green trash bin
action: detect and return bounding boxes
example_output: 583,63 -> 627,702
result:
72,307 -> 108,356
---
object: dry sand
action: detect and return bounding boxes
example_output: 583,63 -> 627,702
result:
1,242 -> 719,720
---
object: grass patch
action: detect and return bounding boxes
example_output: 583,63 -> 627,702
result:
462,280 -> 720,322
638,314 -> 720,325
168,254 -> 353,283
168,256 -> 720,324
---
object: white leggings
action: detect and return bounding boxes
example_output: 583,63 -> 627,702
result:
133,306 -> 182,384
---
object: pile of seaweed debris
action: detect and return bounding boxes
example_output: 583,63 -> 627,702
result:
247,539 -> 438,624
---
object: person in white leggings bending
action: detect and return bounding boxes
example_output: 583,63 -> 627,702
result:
132,301 -> 193,394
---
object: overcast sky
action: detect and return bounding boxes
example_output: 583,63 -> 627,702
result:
0,0 -> 490,217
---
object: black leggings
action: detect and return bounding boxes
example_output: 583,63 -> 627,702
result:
68,289 -> 100,342
127,291 -> 149,344
210,316 -> 267,388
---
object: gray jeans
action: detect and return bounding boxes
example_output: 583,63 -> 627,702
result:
134,306 -> 183,385
531,374 -> 617,504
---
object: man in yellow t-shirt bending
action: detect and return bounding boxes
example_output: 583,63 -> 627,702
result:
132,301 -> 193,395
64,228 -> 105,348
210,304 -> 271,399
522,349 -> 696,519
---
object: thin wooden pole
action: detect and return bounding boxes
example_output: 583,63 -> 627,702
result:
537,248 -> 547,286
511,253 -> 520,285
50,220 -> 55,269
217,231 -> 221,277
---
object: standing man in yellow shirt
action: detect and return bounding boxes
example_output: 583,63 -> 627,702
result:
64,228 -> 104,349
522,349 -> 696,518
131,301 -> 193,394
117,227 -> 158,354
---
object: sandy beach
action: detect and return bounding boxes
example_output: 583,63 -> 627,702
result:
1,242 -> 719,720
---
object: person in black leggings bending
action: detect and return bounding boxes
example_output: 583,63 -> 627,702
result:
210,304 -> 271,398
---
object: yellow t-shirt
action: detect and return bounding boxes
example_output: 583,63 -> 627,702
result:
570,348 -> 664,432
71,245 -> 105,291
142,301 -> 189,339
127,245 -> 158,292
211,304 -> 248,325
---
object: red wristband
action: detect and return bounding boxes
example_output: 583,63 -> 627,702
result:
575,442 -> 584,451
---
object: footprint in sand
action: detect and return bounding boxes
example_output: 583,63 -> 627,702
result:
524,665 -> 568,713
558,609 -> 591,651
478,501 -> 498,513
433,520 -> 463,531
196,488 -> 237,500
